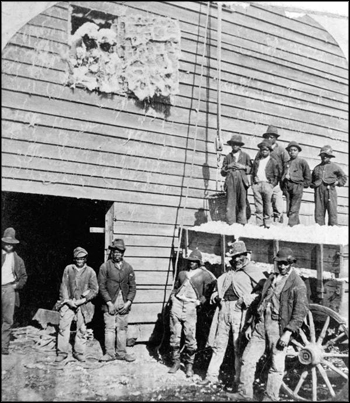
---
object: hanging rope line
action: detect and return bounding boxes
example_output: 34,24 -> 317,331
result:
216,1 -> 223,192
171,1 -> 211,291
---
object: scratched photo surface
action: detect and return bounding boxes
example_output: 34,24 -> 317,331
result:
1,1 -> 348,401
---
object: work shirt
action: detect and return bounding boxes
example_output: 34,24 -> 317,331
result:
270,143 -> 289,178
282,157 -> 311,187
2,251 -> 16,285
176,268 -> 201,303
311,161 -> 347,188
256,156 -> 270,182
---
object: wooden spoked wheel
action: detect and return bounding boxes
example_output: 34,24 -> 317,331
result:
281,304 -> 348,401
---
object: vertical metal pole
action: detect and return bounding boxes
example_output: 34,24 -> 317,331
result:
104,203 -> 114,262
316,244 -> 324,301
221,234 -> 226,274
216,2 -> 223,191
273,239 -> 279,273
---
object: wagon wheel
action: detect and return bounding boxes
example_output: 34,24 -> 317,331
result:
282,303 -> 348,401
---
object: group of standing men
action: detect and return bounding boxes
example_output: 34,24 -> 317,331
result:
167,241 -> 309,401
221,125 -> 347,227
1,229 -> 137,364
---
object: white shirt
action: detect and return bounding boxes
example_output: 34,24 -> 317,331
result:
256,156 -> 270,182
232,150 -> 241,161
2,251 -> 16,285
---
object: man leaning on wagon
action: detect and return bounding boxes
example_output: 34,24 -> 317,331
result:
227,247 -> 309,402
199,241 -> 266,388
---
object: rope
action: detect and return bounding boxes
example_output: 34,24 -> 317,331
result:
216,2 -> 223,192
171,1 -> 211,291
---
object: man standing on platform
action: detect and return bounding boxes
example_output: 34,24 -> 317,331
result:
221,135 -> 252,225
261,125 -> 289,223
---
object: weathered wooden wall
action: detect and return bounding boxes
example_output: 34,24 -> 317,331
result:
2,1 -> 348,340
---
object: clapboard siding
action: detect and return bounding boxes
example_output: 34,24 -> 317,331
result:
2,1 -> 348,336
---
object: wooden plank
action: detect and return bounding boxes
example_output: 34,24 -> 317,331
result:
133,289 -> 172,304
316,244 -> 324,300
123,257 -> 175,272
133,271 -> 172,286
182,230 -> 236,256
114,221 -> 177,237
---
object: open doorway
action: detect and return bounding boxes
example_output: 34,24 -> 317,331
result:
1,192 -> 111,332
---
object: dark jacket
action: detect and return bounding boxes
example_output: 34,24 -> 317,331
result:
98,259 -> 137,310
59,264 -> 98,323
1,251 -> 27,307
172,266 -> 217,305
251,155 -> 279,187
282,157 -> 311,188
270,143 -> 290,179
221,151 -> 252,189
257,269 -> 308,335
310,161 -> 347,188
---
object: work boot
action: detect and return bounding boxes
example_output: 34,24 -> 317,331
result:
73,353 -> 86,362
185,363 -> 194,378
99,353 -> 115,362
55,354 -> 68,363
115,352 -> 136,362
225,392 -> 252,401
168,360 -> 181,374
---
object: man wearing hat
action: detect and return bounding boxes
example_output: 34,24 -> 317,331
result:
2,228 -> 27,355
168,249 -> 216,377
221,134 -> 252,225
56,247 -> 98,362
98,239 -> 137,362
262,125 -> 290,223
199,241 -> 266,388
251,140 -> 279,228
227,247 -> 308,401
281,141 -> 311,226
310,145 -> 347,226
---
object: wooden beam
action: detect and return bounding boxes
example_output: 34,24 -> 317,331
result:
316,244 -> 324,300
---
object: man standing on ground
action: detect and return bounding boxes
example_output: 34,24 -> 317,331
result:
227,247 -> 308,402
261,125 -> 289,223
99,239 -> 137,362
56,247 -> 98,362
2,228 -> 27,355
168,250 -> 216,377
199,241 -> 266,388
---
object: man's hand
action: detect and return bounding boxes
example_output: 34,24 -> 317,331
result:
74,298 -> 86,307
245,326 -> 252,340
107,301 -> 116,315
66,299 -> 77,309
118,300 -> 131,315
277,330 -> 292,350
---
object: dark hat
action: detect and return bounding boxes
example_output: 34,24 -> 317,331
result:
226,241 -> 250,257
286,141 -> 302,152
109,239 -> 126,251
319,145 -> 335,158
274,247 -> 296,263
73,247 -> 88,258
185,250 -> 203,264
257,139 -> 273,151
2,227 -> 20,244
227,134 -> 244,146
262,125 -> 280,139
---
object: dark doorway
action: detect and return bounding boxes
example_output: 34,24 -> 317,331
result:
1,192 -> 111,331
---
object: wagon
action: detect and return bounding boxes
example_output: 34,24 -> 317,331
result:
179,226 -> 348,401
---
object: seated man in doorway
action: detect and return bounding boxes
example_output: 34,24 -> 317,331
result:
56,247 -> 99,362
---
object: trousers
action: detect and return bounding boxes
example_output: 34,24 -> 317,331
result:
252,182 -> 274,227
169,297 -> 197,364
238,307 -> 287,401
2,284 -> 16,352
314,183 -> 338,226
206,301 -> 243,383
283,181 -> 304,227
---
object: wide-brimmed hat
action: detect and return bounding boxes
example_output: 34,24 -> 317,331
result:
73,247 -> 88,258
109,239 -> 126,251
185,250 -> 203,264
319,145 -> 335,158
2,227 -> 20,244
286,141 -> 302,152
257,139 -> 273,151
262,125 -> 280,139
226,241 -> 250,257
274,247 -> 296,263
227,134 -> 244,146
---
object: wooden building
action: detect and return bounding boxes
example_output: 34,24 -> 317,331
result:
2,1 -> 348,341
